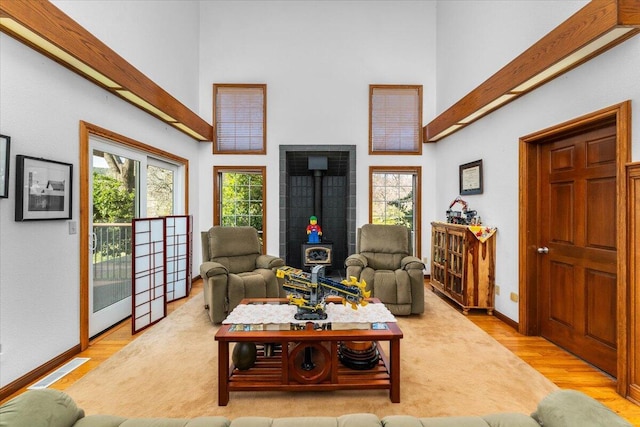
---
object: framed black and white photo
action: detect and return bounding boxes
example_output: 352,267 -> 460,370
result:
459,159 -> 483,195
15,155 -> 72,221
0,135 -> 9,198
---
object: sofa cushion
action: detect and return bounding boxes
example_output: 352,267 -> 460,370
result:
74,414 -> 127,427
75,416 -> 230,427
384,414 -> 539,427
358,224 -> 411,255
481,413 -> 542,427
0,389 -> 84,427
229,414 -> 381,427
531,389 -> 633,427
208,227 -> 261,259
214,255 -> 259,275
386,415 -> 490,427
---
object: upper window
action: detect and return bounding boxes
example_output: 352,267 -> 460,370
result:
213,84 -> 266,154
369,85 -> 422,155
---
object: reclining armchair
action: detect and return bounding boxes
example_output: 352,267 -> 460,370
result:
345,224 -> 425,315
200,226 -> 285,324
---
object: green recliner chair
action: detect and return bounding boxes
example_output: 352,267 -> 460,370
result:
345,224 -> 425,315
200,226 -> 285,324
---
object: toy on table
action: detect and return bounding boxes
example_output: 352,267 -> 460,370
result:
306,215 -> 322,243
276,265 -> 370,320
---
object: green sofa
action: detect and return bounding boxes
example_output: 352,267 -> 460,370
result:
0,388 -> 632,427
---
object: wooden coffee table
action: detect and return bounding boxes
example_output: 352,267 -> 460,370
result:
215,298 -> 403,405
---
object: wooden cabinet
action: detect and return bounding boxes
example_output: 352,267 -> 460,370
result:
430,222 -> 495,315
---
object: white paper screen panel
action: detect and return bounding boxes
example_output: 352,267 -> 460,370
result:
165,215 -> 192,302
132,217 -> 166,333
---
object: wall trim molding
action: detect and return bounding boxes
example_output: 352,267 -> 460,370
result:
0,345 -> 80,402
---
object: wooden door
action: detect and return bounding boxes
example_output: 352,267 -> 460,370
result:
539,123 -> 617,376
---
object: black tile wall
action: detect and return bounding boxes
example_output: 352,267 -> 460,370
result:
280,146 -> 356,278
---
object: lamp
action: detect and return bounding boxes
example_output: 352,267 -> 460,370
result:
424,0 -> 640,142
0,0 -> 212,142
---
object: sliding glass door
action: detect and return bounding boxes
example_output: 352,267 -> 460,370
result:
89,136 -> 181,337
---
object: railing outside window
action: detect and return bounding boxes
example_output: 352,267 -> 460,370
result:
92,223 -> 132,311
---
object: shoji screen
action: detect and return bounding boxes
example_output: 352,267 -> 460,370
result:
132,215 -> 192,333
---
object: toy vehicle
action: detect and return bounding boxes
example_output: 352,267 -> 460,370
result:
276,265 -> 370,320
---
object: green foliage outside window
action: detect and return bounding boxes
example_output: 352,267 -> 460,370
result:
92,171 -> 135,266
371,173 -> 414,228
92,172 -> 135,223
220,172 -> 263,233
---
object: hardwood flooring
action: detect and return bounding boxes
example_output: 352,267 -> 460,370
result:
467,310 -> 640,425
3,280 -> 640,424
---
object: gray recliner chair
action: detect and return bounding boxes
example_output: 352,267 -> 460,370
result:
200,226 -> 285,324
345,224 -> 425,315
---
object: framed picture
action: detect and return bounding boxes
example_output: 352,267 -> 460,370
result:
15,155 -> 73,221
0,135 -> 9,198
459,159 -> 483,195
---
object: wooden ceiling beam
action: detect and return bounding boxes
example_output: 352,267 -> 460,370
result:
424,0 -> 640,142
0,0 -> 212,142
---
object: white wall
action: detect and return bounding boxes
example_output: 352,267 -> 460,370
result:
0,11 -> 202,387
432,23 -> 640,319
435,0 -> 588,112
197,0 -> 438,257
52,0 -> 202,113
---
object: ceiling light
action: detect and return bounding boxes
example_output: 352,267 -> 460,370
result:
172,123 -> 207,141
0,17 -> 120,89
458,94 -> 517,124
429,124 -> 464,142
116,90 -> 177,123
511,27 -> 635,93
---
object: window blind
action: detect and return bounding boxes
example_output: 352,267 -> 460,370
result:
214,85 -> 266,153
370,86 -> 422,154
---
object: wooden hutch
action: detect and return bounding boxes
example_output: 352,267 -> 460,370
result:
430,222 -> 496,315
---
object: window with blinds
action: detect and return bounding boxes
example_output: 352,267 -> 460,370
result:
213,84 -> 266,154
369,85 -> 422,155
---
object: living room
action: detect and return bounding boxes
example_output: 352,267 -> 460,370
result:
1,0 -> 640,422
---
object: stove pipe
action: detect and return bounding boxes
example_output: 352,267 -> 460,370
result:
308,156 -> 328,225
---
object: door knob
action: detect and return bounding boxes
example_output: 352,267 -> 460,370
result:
537,247 -> 549,254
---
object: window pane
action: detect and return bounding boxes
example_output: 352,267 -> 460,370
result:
146,164 -> 174,217
371,171 -> 418,254
219,171 -> 264,236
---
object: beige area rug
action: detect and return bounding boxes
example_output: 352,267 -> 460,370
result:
65,290 -> 558,419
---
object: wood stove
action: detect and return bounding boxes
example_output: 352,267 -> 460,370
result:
301,243 -> 333,267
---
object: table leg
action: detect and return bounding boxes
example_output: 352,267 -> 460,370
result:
218,341 -> 230,406
390,338 -> 400,403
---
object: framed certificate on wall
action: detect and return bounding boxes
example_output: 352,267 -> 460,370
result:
459,159 -> 483,195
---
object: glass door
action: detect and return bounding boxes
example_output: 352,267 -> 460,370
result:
146,158 -> 179,217
89,138 -> 144,337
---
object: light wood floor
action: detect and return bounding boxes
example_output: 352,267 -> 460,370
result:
4,280 -> 640,424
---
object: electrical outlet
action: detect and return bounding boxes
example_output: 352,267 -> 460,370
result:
495,285 -> 500,295
510,292 -> 519,302
422,257 -> 429,264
